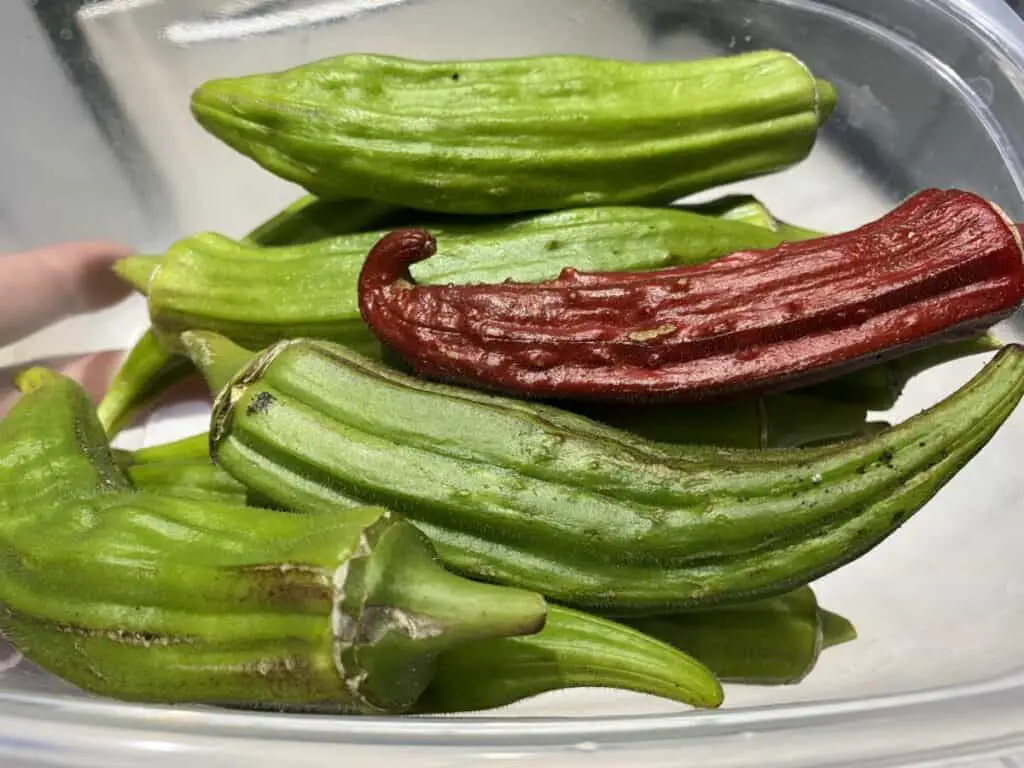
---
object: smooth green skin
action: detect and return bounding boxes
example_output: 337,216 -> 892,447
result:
572,392 -> 877,449
127,431 -> 211,464
417,587 -> 854,712
189,333 -> 1024,615
190,51 -> 833,214
126,458 -> 249,505
414,604 -> 723,714
96,328 -> 195,436
0,370 -> 547,712
626,586 -> 823,685
116,205 -> 793,356
807,335 -> 1004,411
241,195 -> 403,247
820,609 -> 858,649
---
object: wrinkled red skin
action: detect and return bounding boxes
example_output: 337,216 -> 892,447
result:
358,189 -> 1024,402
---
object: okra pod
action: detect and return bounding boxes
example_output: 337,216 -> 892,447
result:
0,370 -> 546,712
190,51 -> 834,214
357,190 -> 1024,402
184,332 -> 1024,615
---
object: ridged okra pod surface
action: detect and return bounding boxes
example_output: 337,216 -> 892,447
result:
0,370 -> 546,712
187,333 -> 1024,615
415,604 -> 723,714
115,206 -> 792,356
190,51 -> 834,214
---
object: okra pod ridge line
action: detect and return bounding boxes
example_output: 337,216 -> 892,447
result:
0,368 -> 548,713
186,331 -> 1024,614
357,189 -> 1024,402
191,50 -> 834,214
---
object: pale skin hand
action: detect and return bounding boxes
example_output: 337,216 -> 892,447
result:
0,241 -> 136,416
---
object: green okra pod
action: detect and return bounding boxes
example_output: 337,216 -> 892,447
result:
107,194 -> 829,449
241,195 -> 403,247
625,586 -> 825,685
417,587 -> 855,713
96,328 -> 196,436
575,392 -> 879,449
807,334 -> 1004,411
115,206 -> 795,357
190,51 -> 834,214
184,332 -> 1024,615
99,192 -> 410,438
0,369 -> 547,712
414,604 -> 723,714
125,458 -> 249,505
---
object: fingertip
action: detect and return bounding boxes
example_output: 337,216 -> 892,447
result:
33,240 -> 139,315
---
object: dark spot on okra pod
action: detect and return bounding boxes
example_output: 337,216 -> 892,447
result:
246,391 -> 277,416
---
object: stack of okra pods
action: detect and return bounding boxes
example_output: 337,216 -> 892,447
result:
2,49 -> 1023,715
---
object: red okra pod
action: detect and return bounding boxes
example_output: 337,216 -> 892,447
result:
358,189 -> 1024,402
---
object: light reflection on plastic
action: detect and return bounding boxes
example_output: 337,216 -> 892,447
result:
78,0 -> 165,21
162,0 -> 408,44
476,753 -> 536,761
125,739 -> 192,753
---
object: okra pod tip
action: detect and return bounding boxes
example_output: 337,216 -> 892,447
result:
112,254 -> 162,296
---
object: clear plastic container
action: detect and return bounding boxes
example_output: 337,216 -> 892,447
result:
2,0 -> 1024,765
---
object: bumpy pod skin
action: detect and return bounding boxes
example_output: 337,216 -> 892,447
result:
0,370 -> 546,712
189,51 -> 832,214
188,333 -> 1024,615
115,205 -> 794,357
357,190 -> 1024,403
414,604 -> 723,714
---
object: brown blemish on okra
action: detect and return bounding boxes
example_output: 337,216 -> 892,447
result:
239,563 -> 332,607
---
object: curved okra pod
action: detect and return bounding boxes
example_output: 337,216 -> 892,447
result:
95,328 -> 196,436
357,190 -> 1024,402
417,587 -> 855,713
184,332 -> 1024,615
414,604 -> 723,714
115,205 -> 796,357
0,370 -> 547,712
105,195 -> 829,447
